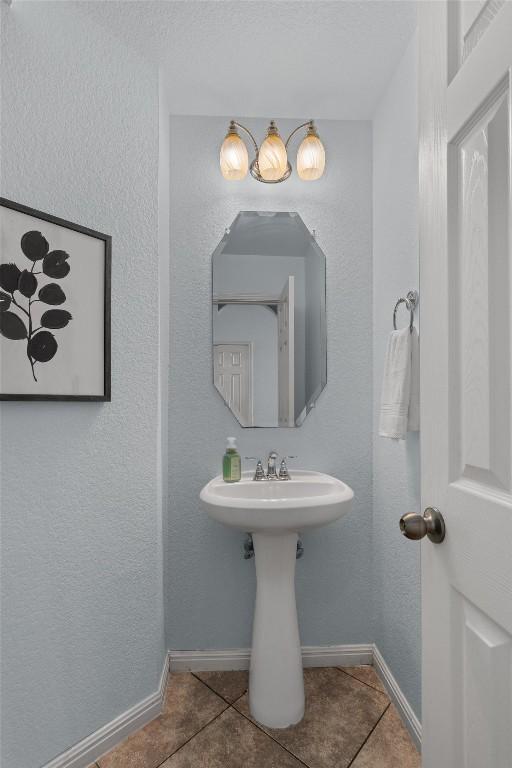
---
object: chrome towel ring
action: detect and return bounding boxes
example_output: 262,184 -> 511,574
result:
393,290 -> 418,332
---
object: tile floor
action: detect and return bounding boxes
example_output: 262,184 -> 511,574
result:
92,667 -> 420,768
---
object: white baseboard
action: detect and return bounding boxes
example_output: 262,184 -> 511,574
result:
373,644 -> 422,751
302,643 -> 373,668
169,643 -> 373,673
170,647 -> 250,671
42,655 -> 169,768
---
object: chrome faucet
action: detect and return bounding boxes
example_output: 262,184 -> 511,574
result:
246,452 -> 296,480
266,451 -> 279,480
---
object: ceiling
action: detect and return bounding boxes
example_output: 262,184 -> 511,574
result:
78,0 -> 417,120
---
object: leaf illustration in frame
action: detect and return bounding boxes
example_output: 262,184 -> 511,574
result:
41,309 -> 72,329
0,311 -> 28,340
28,331 -> 58,362
0,263 -> 22,293
38,283 -> 66,305
43,250 -> 70,279
18,270 -> 38,298
20,230 -> 49,261
0,292 -> 11,312
0,197 -> 110,400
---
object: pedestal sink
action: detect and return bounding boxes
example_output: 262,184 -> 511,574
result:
200,470 -> 353,728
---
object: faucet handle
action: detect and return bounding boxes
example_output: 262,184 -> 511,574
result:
245,457 -> 265,481
279,456 -> 297,480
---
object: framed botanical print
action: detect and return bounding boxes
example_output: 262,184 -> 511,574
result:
0,198 -> 111,400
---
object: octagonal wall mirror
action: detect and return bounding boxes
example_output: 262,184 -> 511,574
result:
212,211 -> 327,427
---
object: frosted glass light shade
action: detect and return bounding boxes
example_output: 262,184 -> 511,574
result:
220,133 -> 249,180
297,134 -> 325,180
258,133 -> 288,181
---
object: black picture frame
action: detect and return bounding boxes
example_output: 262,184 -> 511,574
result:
0,197 -> 111,401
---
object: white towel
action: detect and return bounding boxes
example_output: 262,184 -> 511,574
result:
379,327 -> 420,439
408,327 -> 420,431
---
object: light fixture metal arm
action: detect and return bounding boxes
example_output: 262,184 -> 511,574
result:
284,121 -> 314,149
231,121 -> 260,158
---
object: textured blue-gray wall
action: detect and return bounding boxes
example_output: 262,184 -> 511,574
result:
372,33 -> 421,718
0,4 -> 165,766
167,116 -> 374,651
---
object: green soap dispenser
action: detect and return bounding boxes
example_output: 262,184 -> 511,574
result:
223,437 -> 241,483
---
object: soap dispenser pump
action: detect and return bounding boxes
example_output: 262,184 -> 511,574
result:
223,437 -> 241,483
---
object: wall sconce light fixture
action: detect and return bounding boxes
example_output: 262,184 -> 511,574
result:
220,119 -> 326,183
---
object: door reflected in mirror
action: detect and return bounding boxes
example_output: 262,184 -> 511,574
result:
212,211 -> 326,427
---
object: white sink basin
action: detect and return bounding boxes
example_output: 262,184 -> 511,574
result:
200,469 -> 354,730
200,470 -> 353,532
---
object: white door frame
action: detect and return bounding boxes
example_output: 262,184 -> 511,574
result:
278,276 -> 295,427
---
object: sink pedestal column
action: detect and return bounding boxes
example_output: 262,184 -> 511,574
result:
249,531 -> 305,728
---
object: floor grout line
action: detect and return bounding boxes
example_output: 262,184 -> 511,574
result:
346,702 -> 391,767
96,677 -> 230,768
232,704 -> 312,768
152,705 -> 230,768
336,666 -> 387,696
190,671 -> 248,707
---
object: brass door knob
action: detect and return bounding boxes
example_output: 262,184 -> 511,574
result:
399,507 -> 445,543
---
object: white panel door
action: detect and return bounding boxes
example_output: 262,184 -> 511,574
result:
419,2 -> 512,766
278,276 -> 295,427
214,343 -> 253,426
